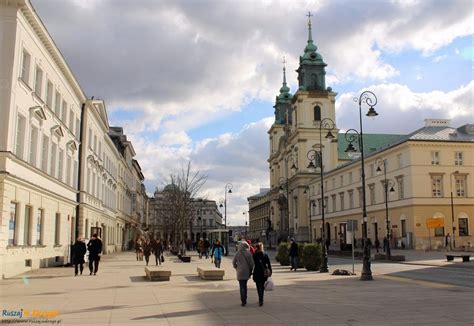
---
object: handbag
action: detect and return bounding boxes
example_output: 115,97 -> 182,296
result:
264,277 -> 274,291
260,254 -> 272,277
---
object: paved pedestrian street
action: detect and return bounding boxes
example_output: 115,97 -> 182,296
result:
1,251 -> 473,326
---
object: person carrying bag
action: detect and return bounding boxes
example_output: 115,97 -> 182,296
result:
252,242 -> 272,306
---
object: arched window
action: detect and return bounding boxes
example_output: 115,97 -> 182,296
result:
314,106 -> 321,121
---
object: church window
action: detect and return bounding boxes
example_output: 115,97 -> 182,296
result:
314,106 -> 321,121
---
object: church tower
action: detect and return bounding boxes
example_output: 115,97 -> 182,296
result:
268,12 -> 338,243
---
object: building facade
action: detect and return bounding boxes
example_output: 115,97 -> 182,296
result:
308,120 -> 474,251
247,188 -> 271,242
0,0 -> 84,278
0,0 -> 148,277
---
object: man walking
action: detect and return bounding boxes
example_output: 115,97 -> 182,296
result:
87,233 -> 102,275
289,238 -> 299,271
71,236 -> 86,276
232,241 -> 254,306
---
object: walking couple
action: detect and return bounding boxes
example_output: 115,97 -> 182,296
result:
232,241 -> 272,307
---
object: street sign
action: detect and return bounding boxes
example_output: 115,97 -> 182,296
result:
346,220 -> 358,232
426,218 -> 444,228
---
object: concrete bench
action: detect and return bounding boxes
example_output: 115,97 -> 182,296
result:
446,255 -> 470,262
145,266 -> 172,281
197,267 -> 225,280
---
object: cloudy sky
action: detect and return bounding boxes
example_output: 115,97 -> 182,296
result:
33,0 -> 473,225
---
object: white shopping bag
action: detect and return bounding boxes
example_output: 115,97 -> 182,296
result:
264,277 -> 274,291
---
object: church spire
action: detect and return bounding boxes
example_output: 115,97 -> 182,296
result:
274,56 -> 292,125
280,56 -> 290,95
304,11 -> 317,54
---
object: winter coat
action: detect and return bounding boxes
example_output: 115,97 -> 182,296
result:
212,244 -> 225,259
72,241 -> 86,264
232,241 -> 254,280
87,238 -> 103,259
289,242 -> 298,257
143,243 -> 152,256
151,240 -> 163,256
252,251 -> 272,283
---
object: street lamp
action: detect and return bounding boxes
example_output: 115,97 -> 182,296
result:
220,183 -> 233,229
278,176 -> 290,239
450,171 -> 459,249
375,159 -> 395,260
344,90 -> 379,281
306,117 -> 335,273
243,212 -> 248,238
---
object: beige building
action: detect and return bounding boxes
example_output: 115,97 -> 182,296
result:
247,188 -> 270,242
263,15 -> 474,251
308,119 -> 474,251
0,0 -> 149,277
0,0 -> 84,278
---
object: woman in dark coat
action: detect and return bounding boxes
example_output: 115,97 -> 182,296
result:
252,242 -> 272,306
72,236 -> 87,276
143,240 -> 152,266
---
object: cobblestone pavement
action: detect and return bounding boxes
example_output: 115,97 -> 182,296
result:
1,250 -> 473,325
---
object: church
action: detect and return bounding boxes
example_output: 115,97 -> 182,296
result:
247,14 -> 474,252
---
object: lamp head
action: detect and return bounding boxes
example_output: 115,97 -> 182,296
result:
325,130 -> 335,142
366,106 -> 378,120
345,142 -> 357,158
376,165 -> 382,175
228,189 -> 232,194
219,203 -> 223,208
307,161 -> 316,173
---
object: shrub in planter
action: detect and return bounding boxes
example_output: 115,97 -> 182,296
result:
302,243 -> 322,271
297,243 -> 305,268
276,242 -> 290,266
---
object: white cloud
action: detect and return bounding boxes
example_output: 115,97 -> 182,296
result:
336,81 -> 474,134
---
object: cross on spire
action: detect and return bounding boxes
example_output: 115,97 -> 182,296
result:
306,11 -> 313,26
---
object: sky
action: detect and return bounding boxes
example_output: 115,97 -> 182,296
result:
32,0 -> 474,226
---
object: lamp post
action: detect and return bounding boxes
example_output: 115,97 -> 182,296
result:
344,90 -> 379,281
375,158 -> 395,260
278,154 -> 297,240
219,183 -> 233,229
197,210 -> 203,239
303,187 -> 313,243
450,171 -> 459,249
243,212 -> 248,238
306,117 -> 335,273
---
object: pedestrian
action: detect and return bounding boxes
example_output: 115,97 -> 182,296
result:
198,239 -> 205,259
143,239 -> 152,266
87,233 -> 102,275
246,239 -> 255,255
375,238 -> 380,253
325,237 -> 330,252
204,238 -> 211,259
151,239 -> 163,265
212,240 -> 225,268
289,238 -> 298,271
232,241 -> 254,307
252,242 -> 272,306
135,239 -> 143,261
383,237 -> 388,252
445,233 -> 451,250
71,236 -> 86,276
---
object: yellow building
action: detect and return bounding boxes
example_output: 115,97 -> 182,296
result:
308,119 -> 474,251
264,14 -> 474,251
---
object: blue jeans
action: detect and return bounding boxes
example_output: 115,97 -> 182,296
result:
239,280 -> 248,304
214,258 -> 221,268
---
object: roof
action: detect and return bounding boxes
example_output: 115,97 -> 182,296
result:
247,188 -> 270,201
337,133 -> 405,161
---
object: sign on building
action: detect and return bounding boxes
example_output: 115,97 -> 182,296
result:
426,218 -> 444,229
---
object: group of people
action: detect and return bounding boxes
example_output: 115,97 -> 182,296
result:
135,238 -> 165,266
71,233 -> 103,276
232,240 -> 272,307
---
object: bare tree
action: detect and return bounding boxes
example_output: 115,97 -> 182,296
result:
156,161 -> 207,254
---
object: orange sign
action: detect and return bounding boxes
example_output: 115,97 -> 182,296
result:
426,218 -> 444,228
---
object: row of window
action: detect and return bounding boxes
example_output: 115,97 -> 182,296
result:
8,202 -> 66,247
20,49 -> 80,139
431,151 -> 465,166
431,175 -> 467,197
15,114 -> 78,188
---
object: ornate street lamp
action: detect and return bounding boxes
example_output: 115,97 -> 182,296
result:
376,158 -> 395,260
344,90 -> 379,281
306,117 -> 336,273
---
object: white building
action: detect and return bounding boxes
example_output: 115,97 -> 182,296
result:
0,0 -> 85,278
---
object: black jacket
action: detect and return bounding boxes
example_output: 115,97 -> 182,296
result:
289,242 -> 298,257
72,241 -> 86,264
252,251 -> 272,283
87,238 -> 103,259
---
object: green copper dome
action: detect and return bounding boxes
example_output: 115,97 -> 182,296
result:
277,62 -> 292,104
301,14 -> 325,65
